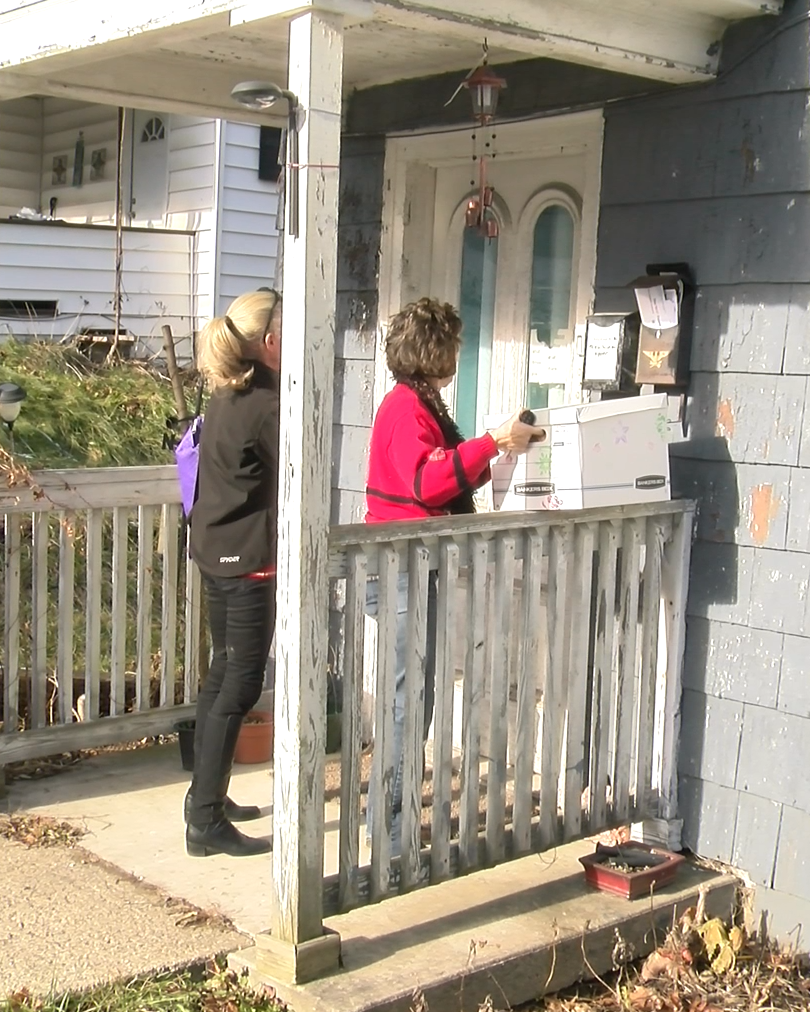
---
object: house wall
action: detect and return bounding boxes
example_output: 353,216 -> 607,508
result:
594,0 -> 810,941
165,115 -> 218,327
0,97 -> 41,215
331,134 -> 385,525
215,120 -> 280,314
0,219 -> 194,353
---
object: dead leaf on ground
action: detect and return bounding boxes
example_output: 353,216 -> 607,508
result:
0,813 -> 84,848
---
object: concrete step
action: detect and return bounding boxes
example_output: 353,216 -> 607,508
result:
230,839 -> 737,1012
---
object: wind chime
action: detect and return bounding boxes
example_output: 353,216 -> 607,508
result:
460,42 -> 507,239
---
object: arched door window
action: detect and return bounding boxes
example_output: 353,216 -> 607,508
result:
526,203 -> 575,409
456,228 -> 498,438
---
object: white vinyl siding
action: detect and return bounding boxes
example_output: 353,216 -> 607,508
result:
0,219 -> 194,359
215,121 -> 280,314
0,98 -> 41,215
166,115 -> 217,327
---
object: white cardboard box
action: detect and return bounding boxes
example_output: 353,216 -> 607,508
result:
486,394 -> 671,511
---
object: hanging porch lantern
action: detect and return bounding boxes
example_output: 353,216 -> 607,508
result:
462,61 -> 507,125
458,44 -> 506,239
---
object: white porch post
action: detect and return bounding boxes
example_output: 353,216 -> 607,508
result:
258,5 -> 343,985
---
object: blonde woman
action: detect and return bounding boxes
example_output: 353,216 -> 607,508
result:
365,297 -> 541,854
185,288 -> 281,859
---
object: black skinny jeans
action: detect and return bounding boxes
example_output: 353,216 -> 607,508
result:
193,574 -> 277,781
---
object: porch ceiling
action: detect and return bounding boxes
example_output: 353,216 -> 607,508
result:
0,0 -> 784,122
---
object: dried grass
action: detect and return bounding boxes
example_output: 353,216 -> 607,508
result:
532,910 -> 810,1012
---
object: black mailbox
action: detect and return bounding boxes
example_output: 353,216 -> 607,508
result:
631,262 -> 694,387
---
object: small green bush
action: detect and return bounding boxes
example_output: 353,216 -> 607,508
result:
0,339 -> 197,469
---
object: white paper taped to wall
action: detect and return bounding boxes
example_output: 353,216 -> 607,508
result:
583,319 -> 622,383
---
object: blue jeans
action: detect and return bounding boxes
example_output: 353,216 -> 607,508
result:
365,571 -> 437,853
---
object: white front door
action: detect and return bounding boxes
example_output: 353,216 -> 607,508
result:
130,111 -> 170,224
378,111 -> 603,439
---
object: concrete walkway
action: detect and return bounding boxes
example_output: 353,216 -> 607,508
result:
0,836 -> 245,996
5,738 -> 356,937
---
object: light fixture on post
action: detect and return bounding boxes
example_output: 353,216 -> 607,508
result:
457,41 -> 506,239
0,382 -> 26,455
231,81 -> 300,238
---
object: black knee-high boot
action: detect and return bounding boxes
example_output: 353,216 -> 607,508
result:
185,712 -> 270,858
184,696 -> 261,824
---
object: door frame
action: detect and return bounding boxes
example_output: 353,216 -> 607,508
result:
374,110 -> 605,416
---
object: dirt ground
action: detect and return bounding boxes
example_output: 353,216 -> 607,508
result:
0,830 -> 246,998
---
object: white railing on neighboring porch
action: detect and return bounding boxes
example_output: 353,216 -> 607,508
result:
1,465 -> 200,765
324,501 -> 694,916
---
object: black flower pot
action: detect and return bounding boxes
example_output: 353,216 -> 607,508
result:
326,711 -> 342,755
174,719 -> 196,772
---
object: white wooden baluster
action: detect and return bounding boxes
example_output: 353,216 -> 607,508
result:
370,544 -> 399,901
3,514 -> 21,733
431,538 -> 459,882
84,508 -> 103,721
160,503 -> 179,708
338,547 -> 367,912
401,541 -> 430,892
30,512 -> 49,729
513,529 -> 543,854
614,517 -> 643,823
658,508 -> 695,823
486,533 -> 515,864
57,511 -> 76,725
136,505 -> 156,712
539,523 -> 572,849
564,522 -> 596,842
636,516 -> 665,817
590,520 -> 620,831
459,534 -> 488,871
110,506 -> 128,716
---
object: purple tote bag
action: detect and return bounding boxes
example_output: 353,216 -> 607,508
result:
175,415 -> 203,517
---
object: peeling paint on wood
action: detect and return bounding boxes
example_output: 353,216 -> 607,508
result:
717,399 -> 736,440
749,483 -> 779,546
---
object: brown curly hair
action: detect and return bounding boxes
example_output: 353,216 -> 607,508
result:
385,297 -> 462,381
384,297 -> 475,514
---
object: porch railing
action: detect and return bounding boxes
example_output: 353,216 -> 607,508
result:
1,465 -> 201,766
323,500 -> 694,915
2,466 -> 694,926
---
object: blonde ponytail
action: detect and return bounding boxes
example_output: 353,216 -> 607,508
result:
197,289 -> 281,390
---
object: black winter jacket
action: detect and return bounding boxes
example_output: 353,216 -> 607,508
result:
189,363 -> 279,577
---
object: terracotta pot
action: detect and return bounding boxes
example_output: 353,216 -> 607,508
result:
234,710 -> 274,765
579,842 -> 685,900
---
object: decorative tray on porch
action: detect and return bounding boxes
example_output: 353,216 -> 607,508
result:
579,842 -> 685,900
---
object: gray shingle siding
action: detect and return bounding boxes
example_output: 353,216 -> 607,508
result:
596,0 -> 810,941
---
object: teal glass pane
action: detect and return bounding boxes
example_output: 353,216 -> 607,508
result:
526,204 -> 574,409
457,228 -> 498,437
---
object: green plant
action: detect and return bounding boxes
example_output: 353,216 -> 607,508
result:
0,338 -> 197,469
0,960 -> 286,1012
